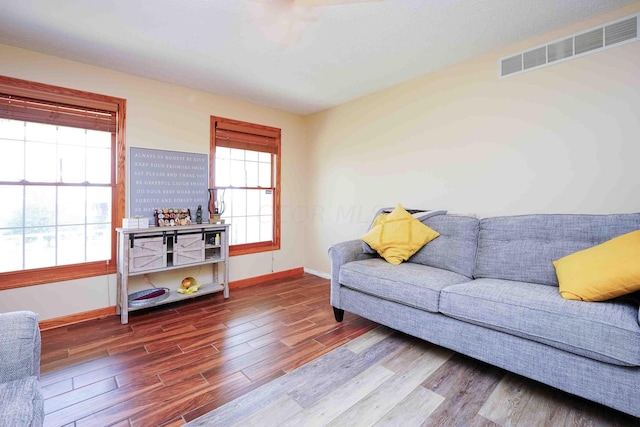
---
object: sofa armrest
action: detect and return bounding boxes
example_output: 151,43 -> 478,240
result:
328,239 -> 376,308
0,311 -> 41,384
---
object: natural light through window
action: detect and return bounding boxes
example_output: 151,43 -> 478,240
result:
215,146 -> 274,245
210,116 -> 281,256
0,119 -> 112,273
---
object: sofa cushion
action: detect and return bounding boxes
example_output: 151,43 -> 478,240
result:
0,376 -> 43,427
554,230 -> 640,301
340,258 -> 472,313
439,278 -> 640,366
410,214 -> 479,278
475,213 -> 640,286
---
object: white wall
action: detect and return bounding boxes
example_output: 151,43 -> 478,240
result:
0,43 -> 308,320
305,3 -> 640,274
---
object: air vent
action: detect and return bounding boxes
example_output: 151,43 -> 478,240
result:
547,37 -> 573,63
500,13 -> 639,78
575,28 -> 603,55
523,46 -> 547,69
501,54 -> 522,76
605,16 -> 637,46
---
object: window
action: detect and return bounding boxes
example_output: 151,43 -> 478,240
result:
210,116 -> 281,256
0,76 -> 125,290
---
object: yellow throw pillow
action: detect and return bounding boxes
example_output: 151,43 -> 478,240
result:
371,213 -> 389,228
360,204 -> 440,265
553,230 -> 640,301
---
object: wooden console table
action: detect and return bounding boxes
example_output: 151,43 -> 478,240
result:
116,223 -> 230,324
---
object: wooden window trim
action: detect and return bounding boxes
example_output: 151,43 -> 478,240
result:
0,75 -> 126,291
210,116 -> 281,256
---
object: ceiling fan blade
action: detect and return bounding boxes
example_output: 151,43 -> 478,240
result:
248,0 -> 382,48
294,0 -> 383,7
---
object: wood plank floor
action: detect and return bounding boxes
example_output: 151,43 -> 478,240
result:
40,274 -> 638,426
40,274 -> 377,427
189,326 -> 639,427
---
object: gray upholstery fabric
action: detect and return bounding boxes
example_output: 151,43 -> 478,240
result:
338,287 -> 640,418
0,311 -> 44,427
475,213 -> 640,286
339,258 -> 471,313
0,377 -> 42,427
439,279 -> 640,366
0,311 -> 41,383
410,214 -> 479,278
328,239 -> 376,308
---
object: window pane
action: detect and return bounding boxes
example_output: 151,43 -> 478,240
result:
86,130 -> 111,148
25,141 -> 57,182
87,187 -> 111,224
258,161 -> 271,188
245,150 -> 259,161
1,185 -> 24,227
0,119 -> 25,140
215,156 -> 230,187
0,229 -> 23,272
216,146 -> 230,159
230,148 -> 244,160
230,216 -> 246,245
24,226 -> 56,269
0,139 -> 25,181
260,190 -> 273,216
258,152 -> 271,163
246,190 -> 260,216
25,122 -> 56,143
246,216 -> 260,244
58,126 -> 85,146
58,144 -> 86,183
246,159 -> 259,187
87,223 -> 110,261
229,159 -> 246,186
260,215 -> 273,242
86,147 -> 111,184
58,187 -> 86,225
58,225 -> 85,265
230,189 -> 246,216
25,186 -> 56,227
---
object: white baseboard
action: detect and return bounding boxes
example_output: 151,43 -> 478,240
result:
303,268 -> 331,280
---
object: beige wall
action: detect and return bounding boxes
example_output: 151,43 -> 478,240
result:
0,43 -> 308,320
305,3 -> 640,274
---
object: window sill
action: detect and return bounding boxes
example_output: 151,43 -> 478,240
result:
229,241 -> 280,257
0,262 -> 117,291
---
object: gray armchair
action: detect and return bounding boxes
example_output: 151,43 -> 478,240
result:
0,311 -> 44,427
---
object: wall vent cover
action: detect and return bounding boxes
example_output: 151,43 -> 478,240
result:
500,14 -> 638,78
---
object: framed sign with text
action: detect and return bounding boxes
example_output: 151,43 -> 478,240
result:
129,147 -> 208,225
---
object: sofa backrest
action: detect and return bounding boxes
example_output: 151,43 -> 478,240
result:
410,214 -> 480,278
474,213 -> 640,286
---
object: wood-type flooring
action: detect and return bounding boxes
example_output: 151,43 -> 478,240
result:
39,274 -> 638,426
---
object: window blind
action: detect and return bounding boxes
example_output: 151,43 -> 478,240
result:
0,93 -> 117,133
215,121 -> 279,154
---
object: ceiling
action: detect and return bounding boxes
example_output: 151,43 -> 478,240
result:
0,0 -> 635,115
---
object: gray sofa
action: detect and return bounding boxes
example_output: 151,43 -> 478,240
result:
0,311 -> 44,427
329,212 -> 640,418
